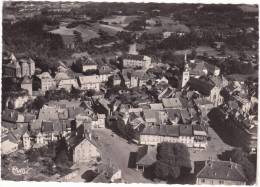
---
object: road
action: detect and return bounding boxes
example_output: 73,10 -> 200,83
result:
92,128 -> 153,183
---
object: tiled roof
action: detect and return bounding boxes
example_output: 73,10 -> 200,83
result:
68,107 -> 85,119
136,146 -> 157,166
141,125 -> 180,137
166,109 -> 181,121
194,98 -> 213,106
179,125 -> 193,136
78,75 -> 101,84
197,160 -> 247,182
41,121 -> 54,133
37,72 -> 53,80
162,97 -> 185,108
55,72 -> 71,81
150,103 -> 164,110
21,76 -> 32,84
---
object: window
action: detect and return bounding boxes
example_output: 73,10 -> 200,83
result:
201,179 -> 205,183
219,180 -> 224,184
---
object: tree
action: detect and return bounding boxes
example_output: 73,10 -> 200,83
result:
154,142 -> 191,182
85,89 -> 96,97
54,137 -> 72,168
70,86 -> 81,99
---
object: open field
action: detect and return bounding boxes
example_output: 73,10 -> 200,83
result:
146,16 -> 190,34
49,25 -> 100,42
102,15 -> 140,27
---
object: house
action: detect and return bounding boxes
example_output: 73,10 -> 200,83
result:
72,138 -> 100,163
139,125 -> 205,148
39,120 -> 63,144
193,125 -> 208,149
142,109 -> 168,125
166,109 -> 181,125
57,78 -> 79,91
149,103 -> 164,111
179,125 -> 194,147
194,98 -> 214,116
130,70 -> 150,88
112,74 -> 121,86
121,69 -> 133,88
80,57 -> 98,72
5,94 -> 30,109
38,104 -> 60,121
3,53 -> 35,78
93,165 -> 122,183
92,114 -> 106,128
36,72 -> 56,92
1,132 -> 19,155
187,77 -> 223,107
2,109 -> 25,127
135,145 -> 157,172
78,75 -> 102,91
162,97 -> 187,109
123,54 -> 151,69
163,31 -> 173,39
183,60 -> 220,83
196,160 -> 247,185
20,58 -> 36,77
139,125 -> 180,146
21,76 -> 33,95
96,98 -> 111,115
158,87 -> 176,100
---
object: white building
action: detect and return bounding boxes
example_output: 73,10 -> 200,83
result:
78,75 -> 102,91
37,72 -> 56,92
123,54 -> 151,69
57,78 -> 79,91
73,138 -> 100,163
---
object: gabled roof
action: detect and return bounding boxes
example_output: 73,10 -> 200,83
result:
41,121 -> 54,133
37,72 -> 53,80
150,103 -> 164,110
136,145 -> 157,166
68,107 -> 85,119
197,160 -> 247,182
141,125 -> 180,137
78,75 -> 101,84
55,72 -> 71,81
194,98 -> 214,106
179,125 -> 193,136
162,97 -> 186,109
21,76 -> 32,84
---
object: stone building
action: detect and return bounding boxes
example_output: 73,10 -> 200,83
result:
72,138 -> 100,163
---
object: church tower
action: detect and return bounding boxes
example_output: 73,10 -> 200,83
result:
181,52 -> 190,88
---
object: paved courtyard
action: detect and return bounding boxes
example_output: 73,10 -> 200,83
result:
92,128 -> 153,183
189,126 -> 235,173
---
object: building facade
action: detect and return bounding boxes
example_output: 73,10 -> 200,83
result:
73,138 -> 100,163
